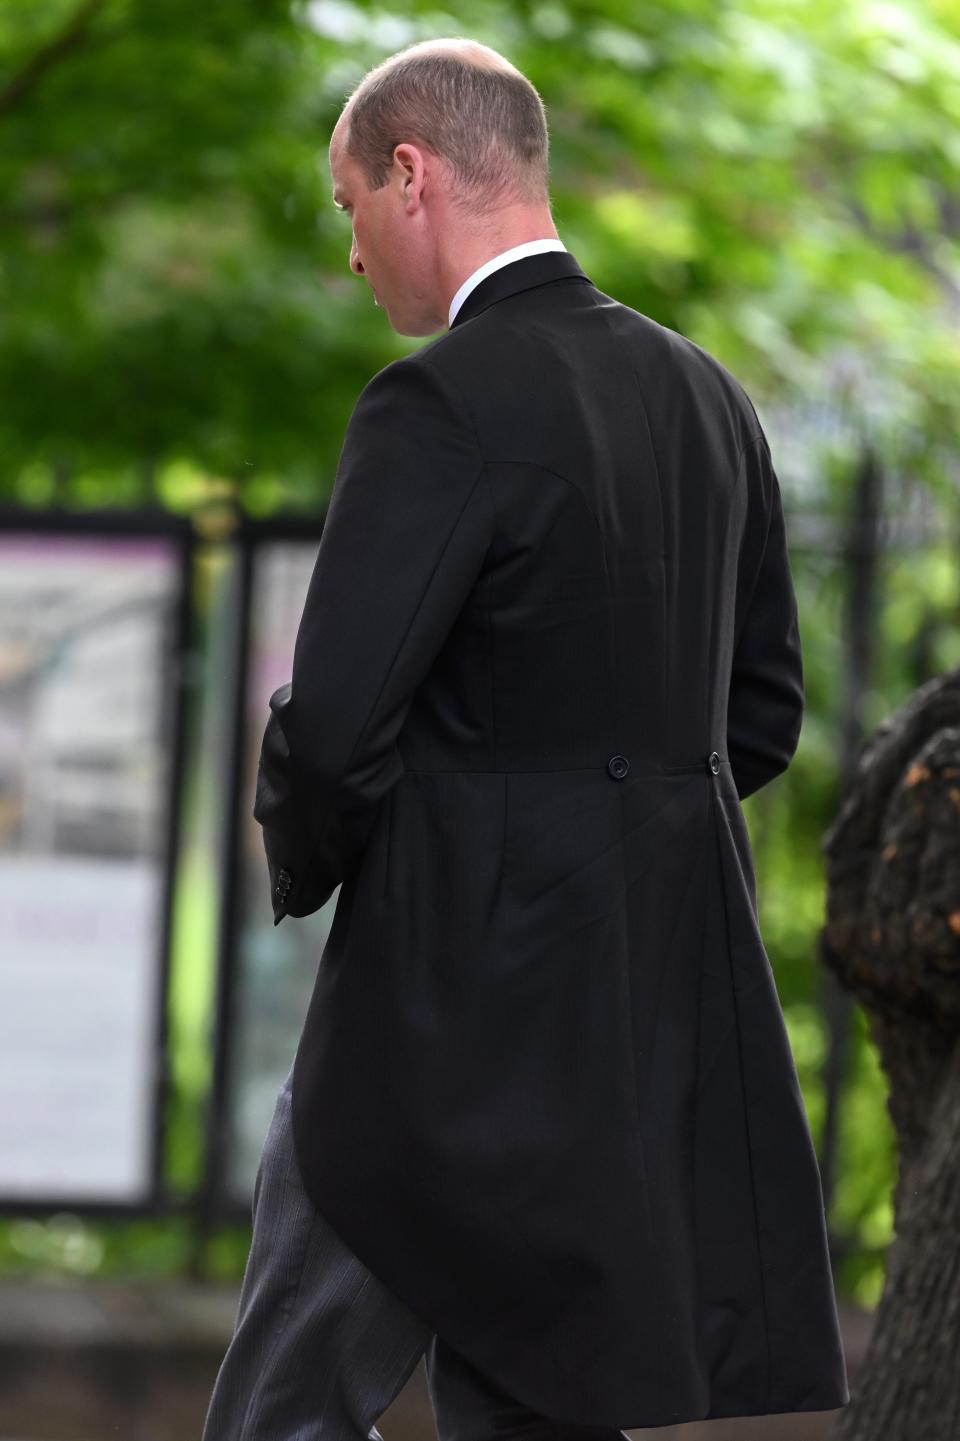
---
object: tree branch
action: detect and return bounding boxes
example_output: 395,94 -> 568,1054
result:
0,0 -> 106,118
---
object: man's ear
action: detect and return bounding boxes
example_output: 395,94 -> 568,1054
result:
394,143 -> 427,208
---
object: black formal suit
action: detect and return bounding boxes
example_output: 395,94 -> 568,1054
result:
253,248 -> 850,1428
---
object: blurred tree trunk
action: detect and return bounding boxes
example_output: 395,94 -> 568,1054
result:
820,667 -> 960,1441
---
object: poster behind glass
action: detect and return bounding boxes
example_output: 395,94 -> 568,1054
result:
223,538 -> 336,1204
0,528 -> 182,1205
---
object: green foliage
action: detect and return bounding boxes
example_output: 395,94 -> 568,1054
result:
0,1208 -> 252,1279
830,1006 -> 897,1308
1,0 -> 957,502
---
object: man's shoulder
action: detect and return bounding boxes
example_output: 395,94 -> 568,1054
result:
364,290 -> 762,445
403,320 -> 487,385
613,300 -> 760,426
664,322 -> 757,409
350,345 -> 466,419
344,346 -> 483,467
425,289 -> 753,396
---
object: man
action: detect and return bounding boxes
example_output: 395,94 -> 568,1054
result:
203,36 -> 850,1441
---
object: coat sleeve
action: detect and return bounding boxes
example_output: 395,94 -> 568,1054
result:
726,431 -> 805,802
253,354 -> 492,924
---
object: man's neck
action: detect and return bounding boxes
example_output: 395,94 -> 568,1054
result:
439,216 -> 561,316
444,232 -> 564,328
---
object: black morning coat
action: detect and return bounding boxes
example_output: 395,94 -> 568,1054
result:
253,249 -> 851,1429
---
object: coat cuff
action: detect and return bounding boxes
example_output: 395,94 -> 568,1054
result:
270,860 -> 293,925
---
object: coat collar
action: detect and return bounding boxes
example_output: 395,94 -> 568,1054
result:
448,249 -> 595,330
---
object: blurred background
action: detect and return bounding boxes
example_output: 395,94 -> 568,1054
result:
0,1 -> 958,1437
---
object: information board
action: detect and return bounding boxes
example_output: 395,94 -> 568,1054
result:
0,515 -> 188,1208
212,526 -> 336,1208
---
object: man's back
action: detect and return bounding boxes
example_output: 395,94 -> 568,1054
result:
404,250 -> 801,800
255,250 -> 848,1429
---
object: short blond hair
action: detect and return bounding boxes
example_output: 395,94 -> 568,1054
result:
340,38 -> 551,218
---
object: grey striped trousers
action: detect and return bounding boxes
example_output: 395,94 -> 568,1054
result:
201,1065 -> 635,1441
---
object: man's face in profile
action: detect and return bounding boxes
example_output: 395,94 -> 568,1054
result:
328,119 -> 445,338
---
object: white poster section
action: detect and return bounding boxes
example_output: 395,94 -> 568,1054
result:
0,531 -> 179,1204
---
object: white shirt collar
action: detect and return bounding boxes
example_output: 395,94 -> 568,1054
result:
448,238 -> 568,328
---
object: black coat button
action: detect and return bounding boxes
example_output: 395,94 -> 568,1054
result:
707,751 -> 720,774
607,754 -> 630,780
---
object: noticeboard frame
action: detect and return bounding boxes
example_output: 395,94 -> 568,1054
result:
197,510 -> 329,1229
0,503 -> 193,1219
